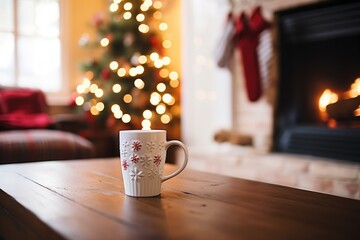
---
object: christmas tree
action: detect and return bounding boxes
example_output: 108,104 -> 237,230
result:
75,0 -> 180,131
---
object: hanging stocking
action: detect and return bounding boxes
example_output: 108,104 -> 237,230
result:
215,12 -> 236,68
235,7 -> 270,102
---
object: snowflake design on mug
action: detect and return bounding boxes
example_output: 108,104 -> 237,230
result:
132,140 -> 142,152
146,141 -> 156,152
130,154 -> 140,164
140,154 -> 151,168
122,160 -> 129,170
158,141 -> 165,151
153,154 -> 162,166
130,167 -> 144,181
120,141 -> 129,158
147,166 -> 159,180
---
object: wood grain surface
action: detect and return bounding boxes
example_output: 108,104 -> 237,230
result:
1,158 -> 360,239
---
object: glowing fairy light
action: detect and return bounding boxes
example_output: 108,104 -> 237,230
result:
161,114 -> 171,124
123,12 -> 132,20
138,24 -> 149,33
123,2 -> 132,10
129,67 -> 137,76
143,110 -> 152,119
169,71 -> 179,80
162,56 -> 171,65
156,104 -> 166,114
109,61 -> 118,70
134,79 -> 145,89
77,85 -> 85,94
75,96 -> 84,105
95,88 -> 104,98
142,119 -> 151,130
114,110 -> 123,119
162,93 -> 172,104
117,68 -> 126,77
138,55 -> 147,64
110,3 -> 118,12
112,83 -> 122,93
157,83 -> 166,92
153,1 -> 162,9
100,38 -> 109,47
154,59 -> 163,68
170,79 -> 179,88
159,68 -> 169,78
150,92 -> 161,105
159,22 -> 168,31
90,106 -> 99,115
150,52 -> 159,61
89,84 -> 98,93
111,104 -> 120,113
136,65 -> 144,74
96,102 -> 105,111
162,40 -> 172,48
123,94 -> 132,103
153,11 -> 162,20
122,114 -> 131,123
136,13 -> 145,22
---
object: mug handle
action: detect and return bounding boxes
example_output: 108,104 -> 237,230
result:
161,140 -> 189,182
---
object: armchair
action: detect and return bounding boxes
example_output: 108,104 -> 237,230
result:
0,86 -> 95,164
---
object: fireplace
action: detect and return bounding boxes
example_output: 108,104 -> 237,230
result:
273,0 -> 360,162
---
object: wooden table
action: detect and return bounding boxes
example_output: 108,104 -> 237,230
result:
1,158 -> 359,239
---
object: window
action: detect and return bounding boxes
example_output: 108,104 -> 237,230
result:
0,0 -> 63,94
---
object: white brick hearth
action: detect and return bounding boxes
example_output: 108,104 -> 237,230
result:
187,146 -> 360,200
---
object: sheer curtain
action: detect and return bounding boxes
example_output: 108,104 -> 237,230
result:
181,0 -> 232,149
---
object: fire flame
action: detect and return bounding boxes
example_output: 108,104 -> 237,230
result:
319,89 -> 338,112
345,78 -> 360,98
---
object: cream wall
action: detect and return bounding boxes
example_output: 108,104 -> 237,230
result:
63,0 -> 181,94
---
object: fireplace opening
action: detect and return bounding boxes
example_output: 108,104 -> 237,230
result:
273,0 -> 360,162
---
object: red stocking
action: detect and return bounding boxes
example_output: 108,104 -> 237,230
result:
235,7 -> 270,102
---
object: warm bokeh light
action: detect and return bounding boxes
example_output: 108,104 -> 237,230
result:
110,3 -> 118,12
124,94 -> 133,103
138,55 -> 147,64
139,24 -> 149,33
124,2 -> 132,10
113,84 -> 122,93
109,61 -> 118,70
75,96 -> 84,105
123,12 -> 132,20
122,114 -> 131,123
117,68 -> 126,77
95,88 -> 104,98
143,110 -> 152,119
134,78 -> 145,89
159,23 -> 168,31
162,40 -> 172,48
100,38 -> 109,47
136,13 -> 145,22
150,92 -> 161,105
157,83 -> 166,92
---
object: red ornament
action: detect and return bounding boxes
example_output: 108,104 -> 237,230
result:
93,12 -> 104,27
101,69 -> 112,80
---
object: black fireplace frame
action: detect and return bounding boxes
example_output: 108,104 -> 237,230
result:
273,0 -> 360,162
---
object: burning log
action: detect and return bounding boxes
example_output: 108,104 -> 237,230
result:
326,96 -> 360,120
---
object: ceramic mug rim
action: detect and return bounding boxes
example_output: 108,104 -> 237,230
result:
120,130 -> 166,134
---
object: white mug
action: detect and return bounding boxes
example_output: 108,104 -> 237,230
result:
119,130 -> 188,197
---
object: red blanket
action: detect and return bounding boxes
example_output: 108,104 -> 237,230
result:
0,88 -> 52,129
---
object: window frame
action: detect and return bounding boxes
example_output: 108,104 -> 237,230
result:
2,0 -> 70,105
